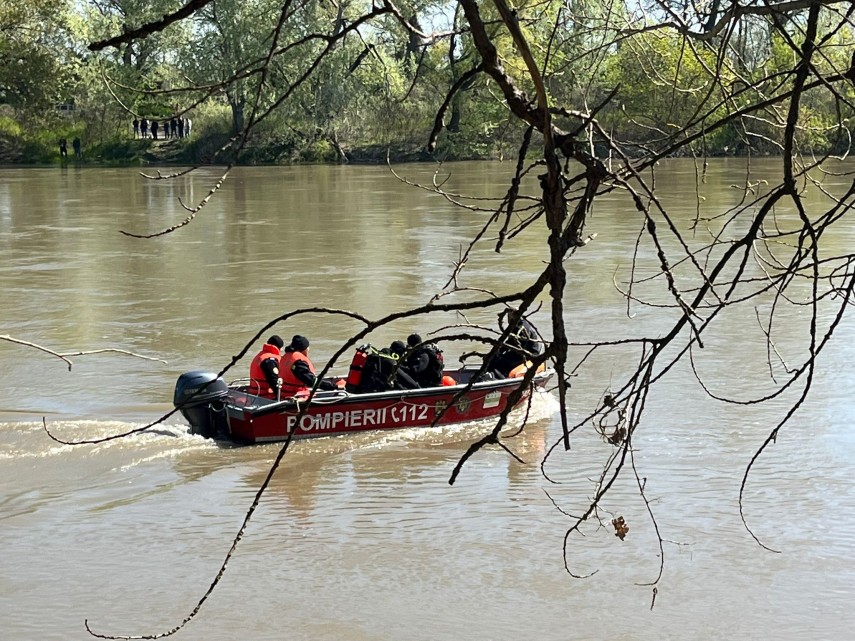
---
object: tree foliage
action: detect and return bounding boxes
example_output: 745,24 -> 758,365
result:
0,0 -> 77,116
3,0 -> 851,160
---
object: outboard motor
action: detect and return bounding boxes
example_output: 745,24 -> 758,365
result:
173,371 -> 230,439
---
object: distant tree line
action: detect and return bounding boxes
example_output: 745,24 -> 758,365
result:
1,0 -> 853,164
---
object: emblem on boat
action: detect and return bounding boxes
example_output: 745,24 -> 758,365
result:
454,396 -> 471,415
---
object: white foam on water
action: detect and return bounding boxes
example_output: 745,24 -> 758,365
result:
0,392 -> 561,464
344,389 -> 561,450
0,419 -> 210,461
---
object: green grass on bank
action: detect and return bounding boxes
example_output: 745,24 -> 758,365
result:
0,126 -> 497,167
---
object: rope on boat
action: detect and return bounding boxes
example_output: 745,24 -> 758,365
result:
293,390 -> 351,409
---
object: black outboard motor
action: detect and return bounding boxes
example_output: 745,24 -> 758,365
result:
173,371 -> 230,439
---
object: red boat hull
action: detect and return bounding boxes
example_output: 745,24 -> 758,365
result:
222,368 -> 552,444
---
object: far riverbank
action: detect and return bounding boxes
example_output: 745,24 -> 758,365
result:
0,130 -> 497,167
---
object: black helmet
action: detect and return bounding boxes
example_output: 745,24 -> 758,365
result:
390,340 -> 407,356
289,335 -> 310,351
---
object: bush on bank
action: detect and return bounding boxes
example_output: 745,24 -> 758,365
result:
3,106 -> 840,167
0,121 -> 507,166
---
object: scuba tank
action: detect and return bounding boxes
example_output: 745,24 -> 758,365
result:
346,346 -> 371,392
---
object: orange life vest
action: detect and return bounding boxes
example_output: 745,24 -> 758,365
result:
280,350 -> 315,398
509,361 -> 546,378
249,344 -> 281,398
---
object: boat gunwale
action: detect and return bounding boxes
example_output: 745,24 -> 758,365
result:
229,368 -> 554,418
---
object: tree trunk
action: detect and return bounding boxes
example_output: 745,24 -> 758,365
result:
447,96 -> 461,133
230,98 -> 245,136
329,130 -> 348,164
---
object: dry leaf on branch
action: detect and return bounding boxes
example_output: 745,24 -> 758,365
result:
612,516 -> 629,540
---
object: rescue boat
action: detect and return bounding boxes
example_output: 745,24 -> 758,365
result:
173,365 -> 553,445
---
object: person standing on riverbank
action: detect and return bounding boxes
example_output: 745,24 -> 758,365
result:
140,118 -> 148,139
72,137 -> 81,158
132,118 -> 139,138
58,138 -> 67,158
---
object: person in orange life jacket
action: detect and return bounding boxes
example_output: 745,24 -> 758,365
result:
279,335 -> 337,398
248,335 -> 284,398
403,334 -> 444,387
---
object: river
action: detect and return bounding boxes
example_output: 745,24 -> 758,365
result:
1,160 -> 853,640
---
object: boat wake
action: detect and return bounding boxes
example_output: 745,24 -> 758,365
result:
0,419 -> 208,462
314,389 -> 561,452
0,391 -> 561,465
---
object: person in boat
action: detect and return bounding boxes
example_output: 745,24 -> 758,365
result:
489,308 -> 545,378
387,340 -> 420,389
248,334 -> 284,398
347,342 -> 417,393
279,334 -> 337,398
403,334 -> 444,387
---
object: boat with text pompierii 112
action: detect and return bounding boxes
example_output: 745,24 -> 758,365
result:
173,365 -> 553,445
